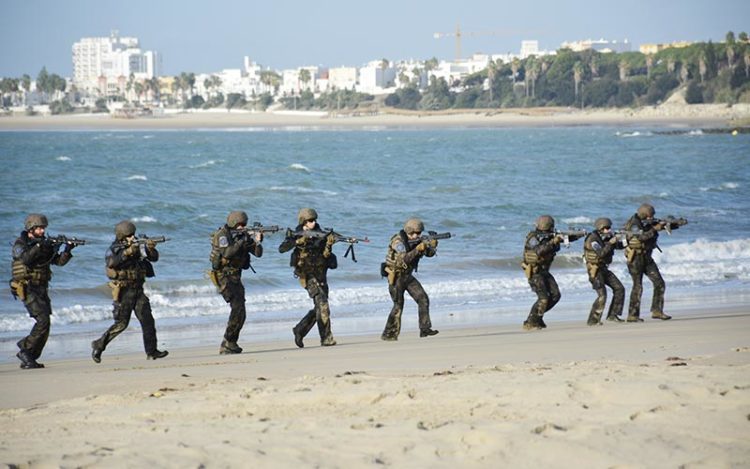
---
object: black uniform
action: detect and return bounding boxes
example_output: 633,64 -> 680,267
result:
92,240 -> 164,359
381,231 -> 437,340
11,233 -> 72,367
583,230 -> 625,324
522,230 -> 562,329
279,224 -> 337,347
210,225 -> 263,349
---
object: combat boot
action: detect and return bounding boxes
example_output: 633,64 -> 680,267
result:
91,341 -> 103,363
17,350 -> 43,369
606,315 -> 624,322
626,315 -> 644,323
381,334 -> 398,341
219,340 -> 243,354
292,326 -> 304,348
420,329 -> 439,337
321,336 -> 337,346
651,311 -> 672,320
147,350 -> 169,360
587,313 -> 602,326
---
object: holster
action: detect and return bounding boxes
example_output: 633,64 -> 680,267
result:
521,262 -> 533,280
208,270 -> 220,288
587,263 -> 599,279
625,247 -> 636,263
10,279 -> 27,301
108,281 -> 123,302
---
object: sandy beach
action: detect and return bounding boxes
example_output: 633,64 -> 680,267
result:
1,309 -> 748,467
1,103 -> 749,131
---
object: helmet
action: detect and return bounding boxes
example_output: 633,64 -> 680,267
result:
114,220 -> 136,240
227,211 -> 248,228
297,208 -> 318,225
594,217 -> 612,231
404,218 -> 425,235
535,215 -> 555,232
637,203 -> 655,219
24,213 -> 48,231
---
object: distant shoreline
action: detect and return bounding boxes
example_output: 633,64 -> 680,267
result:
1,104 -> 748,131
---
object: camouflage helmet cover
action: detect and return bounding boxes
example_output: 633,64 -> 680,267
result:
404,218 -> 425,235
227,210 -> 249,228
535,215 -> 555,231
114,220 -> 136,240
594,217 -> 613,231
24,213 -> 48,231
637,203 -> 655,219
298,208 -> 318,225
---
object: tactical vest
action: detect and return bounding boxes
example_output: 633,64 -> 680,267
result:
384,232 -> 413,275
210,226 -> 247,272
523,232 -> 556,269
583,233 -> 613,267
11,238 -> 54,284
106,244 -> 154,283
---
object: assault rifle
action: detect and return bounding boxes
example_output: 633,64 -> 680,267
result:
237,222 -> 282,235
407,231 -> 453,246
613,228 -> 642,244
539,229 -> 587,247
46,234 -> 87,248
290,228 -> 370,262
114,235 -> 169,248
648,216 -> 688,235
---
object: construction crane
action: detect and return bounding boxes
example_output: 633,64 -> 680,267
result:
434,24 -> 527,61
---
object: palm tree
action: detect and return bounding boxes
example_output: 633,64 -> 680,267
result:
126,73 -> 135,102
680,64 -> 689,83
726,44 -> 736,68
618,59 -> 629,82
667,57 -> 676,76
134,82 -> 144,104
146,77 -> 160,103
744,51 -> 750,78
380,58 -> 390,88
699,55 -> 707,82
487,60 -> 498,103
646,55 -> 654,79
574,61 -> 584,99
298,69 -> 311,91
511,58 -> 520,84
589,55 -> 599,78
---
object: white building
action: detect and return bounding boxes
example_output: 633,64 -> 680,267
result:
520,40 -> 539,59
328,67 -> 358,91
72,31 -> 161,95
357,60 -> 397,94
280,66 -> 320,95
561,38 -> 631,53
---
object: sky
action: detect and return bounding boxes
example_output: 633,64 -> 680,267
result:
2,0 -> 749,78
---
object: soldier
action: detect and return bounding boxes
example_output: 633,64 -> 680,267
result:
91,220 -> 168,363
209,211 -> 263,354
623,203 -> 686,322
10,214 -> 76,369
583,217 -> 626,325
521,215 -> 584,330
380,218 -> 440,341
279,208 -> 337,348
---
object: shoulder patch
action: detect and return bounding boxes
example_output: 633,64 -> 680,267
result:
218,236 -> 229,248
394,241 -> 407,253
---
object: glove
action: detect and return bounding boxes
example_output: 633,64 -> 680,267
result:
326,233 -> 336,247
295,236 -> 308,246
553,235 -> 564,245
416,241 -> 428,253
64,242 -> 75,253
146,239 -> 157,250
428,239 -> 438,250
608,236 -> 619,245
124,243 -> 140,257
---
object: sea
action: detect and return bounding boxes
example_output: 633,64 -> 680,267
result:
1,126 -> 749,362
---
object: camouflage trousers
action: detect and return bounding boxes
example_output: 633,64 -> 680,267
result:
294,277 -> 334,344
526,270 -> 560,325
220,276 -> 246,343
382,274 -> 431,339
627,255 -> 665,318
17,284 -> 52,361
93,284 -> 158,355
588,267 -> 625,324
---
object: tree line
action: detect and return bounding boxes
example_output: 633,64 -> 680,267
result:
384,31 -> 750,111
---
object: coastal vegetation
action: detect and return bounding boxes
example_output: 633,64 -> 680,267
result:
2,32 -> 748,114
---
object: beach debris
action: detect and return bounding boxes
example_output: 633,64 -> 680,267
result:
149,387 -> 177,398
181,373 -> 190,377
666,356 -> 687,361
670,362 -> 688,367
734,347 -> 749,352
532,423 -> 567,434
433,370 -> 454,376
417,420 -> 452,431
257,377 -> 267,381
335,370 -> 366,377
